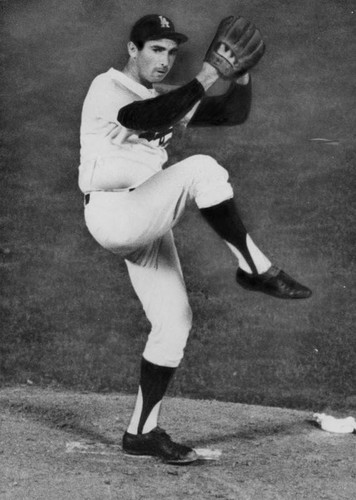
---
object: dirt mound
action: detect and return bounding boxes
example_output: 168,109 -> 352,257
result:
0,387 -> 355,499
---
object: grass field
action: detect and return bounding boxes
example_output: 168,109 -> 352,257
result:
1,0 -> 355,411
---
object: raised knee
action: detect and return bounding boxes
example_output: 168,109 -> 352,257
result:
190,154 -> 216,165
186,154 -> 218,169
182,155 -> 233,208
185,155 -> 228,179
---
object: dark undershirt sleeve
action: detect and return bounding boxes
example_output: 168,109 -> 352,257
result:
117,79 -> 205,131
188,78 -> 252,127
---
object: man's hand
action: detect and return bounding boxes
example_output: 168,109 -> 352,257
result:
236,73 -> 250,85
196,62 -> 220,91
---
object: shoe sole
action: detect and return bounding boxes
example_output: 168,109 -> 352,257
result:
123,449 -> 199,465
236,279 -> 312,299
123,451 -> 152,459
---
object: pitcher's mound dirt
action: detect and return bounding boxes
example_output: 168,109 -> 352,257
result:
0,387 -> 355,500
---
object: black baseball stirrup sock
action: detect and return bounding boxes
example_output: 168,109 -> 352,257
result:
137,358 -> 176,434
200,198 -> 258,274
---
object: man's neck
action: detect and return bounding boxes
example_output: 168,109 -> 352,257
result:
122,62 -> 153,89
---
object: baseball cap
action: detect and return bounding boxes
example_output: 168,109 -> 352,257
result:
130,14 -> 188,45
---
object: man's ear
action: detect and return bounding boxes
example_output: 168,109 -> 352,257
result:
127,41 -> 138,58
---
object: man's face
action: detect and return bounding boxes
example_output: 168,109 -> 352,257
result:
131,39 -> 179,85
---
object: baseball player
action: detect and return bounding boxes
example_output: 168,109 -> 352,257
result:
79,14 -> 312,464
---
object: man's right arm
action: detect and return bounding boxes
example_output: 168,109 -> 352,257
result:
117,63 -> 220,131
117,79 -> 205,131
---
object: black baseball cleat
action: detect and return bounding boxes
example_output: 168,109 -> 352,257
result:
122,427 -> 198,465
236,265 -> 312,299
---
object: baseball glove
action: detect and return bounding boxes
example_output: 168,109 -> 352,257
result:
204,16 -> 266,79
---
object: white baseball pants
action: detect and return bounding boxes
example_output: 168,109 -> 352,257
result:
84,155 -> 234,367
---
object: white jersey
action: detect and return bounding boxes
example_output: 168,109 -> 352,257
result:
78,68 -> 172,193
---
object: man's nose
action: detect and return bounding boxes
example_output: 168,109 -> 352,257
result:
160,53 -> 169,67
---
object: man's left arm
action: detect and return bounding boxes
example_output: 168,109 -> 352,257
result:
188,74 -> 251,127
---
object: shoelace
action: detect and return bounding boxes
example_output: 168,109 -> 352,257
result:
265,264 -> 280,277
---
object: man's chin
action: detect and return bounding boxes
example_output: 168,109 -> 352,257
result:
152,72 -> 167,82
142,73 -> 167,87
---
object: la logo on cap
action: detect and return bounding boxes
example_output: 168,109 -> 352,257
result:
159,15 -> 170,28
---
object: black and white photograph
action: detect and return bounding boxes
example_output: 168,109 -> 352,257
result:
1,0 -> 355,498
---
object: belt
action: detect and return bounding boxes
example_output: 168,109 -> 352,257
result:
84,188 -> 135,206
